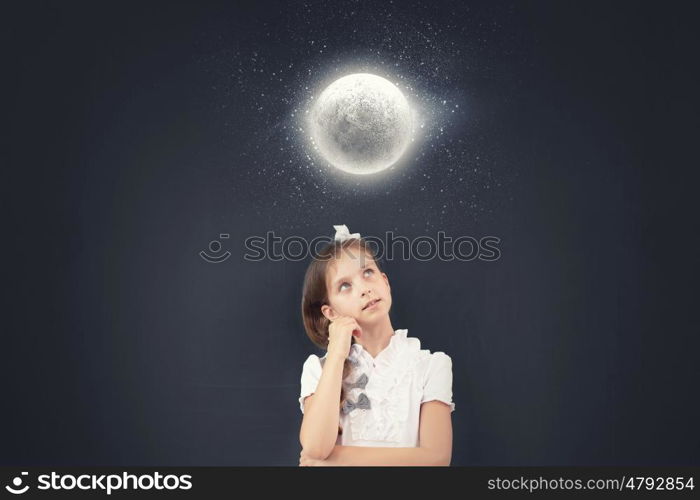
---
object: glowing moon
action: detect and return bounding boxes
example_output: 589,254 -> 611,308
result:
308,73 -> 413,175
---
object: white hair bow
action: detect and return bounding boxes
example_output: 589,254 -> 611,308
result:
333,224 -> 361,242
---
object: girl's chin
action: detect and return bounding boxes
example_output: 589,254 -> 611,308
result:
358,310 -> 390,322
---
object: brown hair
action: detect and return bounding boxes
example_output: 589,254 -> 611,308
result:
301,237 -> 385,417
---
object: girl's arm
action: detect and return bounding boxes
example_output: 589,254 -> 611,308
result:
299,354 -> 346,459
301,400 -> 453,466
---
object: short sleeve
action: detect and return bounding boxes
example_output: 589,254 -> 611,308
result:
421,352 -> 455,412
299,354 -> 323,414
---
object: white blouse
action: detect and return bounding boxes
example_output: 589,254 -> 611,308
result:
299,329 -> 455,447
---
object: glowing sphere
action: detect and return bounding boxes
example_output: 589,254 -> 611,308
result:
308,73 -> 413,175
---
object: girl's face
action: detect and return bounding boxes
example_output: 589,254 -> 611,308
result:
321,247 -> 392,323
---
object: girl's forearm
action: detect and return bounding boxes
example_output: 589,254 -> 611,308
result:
299,354 -> 345,459
327,445 -> 449,466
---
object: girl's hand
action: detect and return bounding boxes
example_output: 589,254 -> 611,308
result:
299,449 -> 330,466
327,316 -> 362,360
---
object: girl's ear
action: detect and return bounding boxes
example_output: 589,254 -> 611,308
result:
382,272 -> 390,291
321,304 -> 337,321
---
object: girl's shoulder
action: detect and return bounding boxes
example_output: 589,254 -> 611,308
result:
302,352 -> 330,371
402,334 -> 453,379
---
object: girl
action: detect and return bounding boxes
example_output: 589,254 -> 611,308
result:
298,224 -> 455,466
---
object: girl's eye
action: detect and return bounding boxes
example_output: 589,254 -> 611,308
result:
339,269 -> 374,291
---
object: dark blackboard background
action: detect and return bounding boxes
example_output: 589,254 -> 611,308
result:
3,0 -> 698,466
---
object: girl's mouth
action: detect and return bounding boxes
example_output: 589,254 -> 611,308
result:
362,298 -> 381,310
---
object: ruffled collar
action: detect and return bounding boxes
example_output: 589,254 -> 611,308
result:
348,329 -> 420,371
